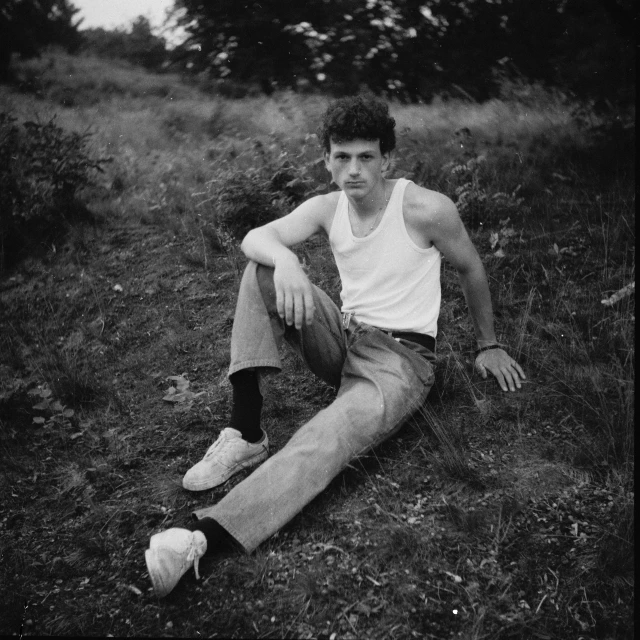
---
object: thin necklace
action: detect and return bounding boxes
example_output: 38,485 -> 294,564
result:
349,184 -> 390,235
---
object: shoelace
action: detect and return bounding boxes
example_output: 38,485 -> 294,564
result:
187,538 -> 205,580
204,429 -> 233,460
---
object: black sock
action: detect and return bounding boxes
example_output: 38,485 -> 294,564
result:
189,517 -> 238,555
229,369 -> 263,443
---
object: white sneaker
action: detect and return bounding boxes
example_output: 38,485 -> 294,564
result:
182,427 -> 268,491
145,528 -> 207,598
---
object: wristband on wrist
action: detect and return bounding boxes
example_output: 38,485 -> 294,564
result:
475,344 -> 502,356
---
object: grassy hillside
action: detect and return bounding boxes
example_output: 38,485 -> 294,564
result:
0,52 -> 634,638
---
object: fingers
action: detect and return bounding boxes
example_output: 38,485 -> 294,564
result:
293,289 -> 316,329
276,289 -> 285,321
486,361 -> 519,392
503,359 -> 525,391
273,259 -> 316,329
293,292 -> 305,329
476,356 -> 509,391
276,285 -> 315,329
476,351 -> 526,392
303,290 -> 316,326
500,363 -> 524,392
503,369 -> 519,392
495,370 -> 509,392
513,361 -> 526,379
475,360 -> 488,380
275,287 -> 295,326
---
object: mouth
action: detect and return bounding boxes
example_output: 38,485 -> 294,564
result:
345,181 -> 365,187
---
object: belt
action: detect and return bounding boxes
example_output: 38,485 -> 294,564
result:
342,312 -> 435,353
379,329 -> 436,354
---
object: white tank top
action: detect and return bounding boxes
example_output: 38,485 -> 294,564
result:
328,178 -> 441,337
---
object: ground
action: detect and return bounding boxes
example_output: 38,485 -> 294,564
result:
0,53 -> 634,639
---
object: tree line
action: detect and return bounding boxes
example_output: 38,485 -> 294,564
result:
0,1 -> 166,75
0,0 -> 82,77
171,0 -> 635,104
1,0 -> 635,104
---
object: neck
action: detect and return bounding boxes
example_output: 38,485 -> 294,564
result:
347,179 -> 388,218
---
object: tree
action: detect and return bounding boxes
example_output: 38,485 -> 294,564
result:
392,0 -> 511,101
172,0 -> 427,95
498,0 -> 635,105
172,0 -> 635,104
0,0 -> 82,78
173,0 -> 315,93
81,17 -> 168,70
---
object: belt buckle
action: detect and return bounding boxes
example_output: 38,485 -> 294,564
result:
342,312 -> 353,329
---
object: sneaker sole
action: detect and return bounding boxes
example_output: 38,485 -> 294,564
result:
182,448 -> 268,492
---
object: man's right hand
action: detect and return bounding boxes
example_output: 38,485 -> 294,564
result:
273,253 -> 316,329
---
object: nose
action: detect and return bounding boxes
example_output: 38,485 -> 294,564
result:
348,158 -> 361,176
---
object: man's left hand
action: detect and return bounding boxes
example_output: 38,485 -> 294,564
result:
475,348 -> 526,392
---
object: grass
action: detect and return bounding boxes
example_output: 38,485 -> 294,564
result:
0,51 -> 634,638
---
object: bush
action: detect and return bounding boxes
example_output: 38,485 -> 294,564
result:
214,167 -> 284,241
208,140 -> 322,243
0,112 -> 106,269
442,128 -> 524,230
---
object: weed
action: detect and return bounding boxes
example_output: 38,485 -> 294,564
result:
445,502 -> 487,536
596,497 -> 634,579
199,138 -> 322,244
28,385 -> 74,428
442,128 -> 525,230
37,346 -> 106,409
417,403 -> 483,487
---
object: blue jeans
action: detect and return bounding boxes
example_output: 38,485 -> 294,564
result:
193,261 -> 436,552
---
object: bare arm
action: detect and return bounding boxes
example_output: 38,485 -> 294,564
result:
240,194 -> 335,329
425,195 -> 526,392
458,256 -> 498,347
241,196 -> 329,265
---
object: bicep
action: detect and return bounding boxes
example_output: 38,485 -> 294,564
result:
430,201 -> 482,274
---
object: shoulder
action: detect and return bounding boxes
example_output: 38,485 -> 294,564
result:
403,182 -> 477,264
263,190 -> 342,242
403,181 -> 460,230
297,190 -> 341,213
294,190 -> 342,233
315,189 -> 343,211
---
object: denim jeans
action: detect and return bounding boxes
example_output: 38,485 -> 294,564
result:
193,261 -> 436,552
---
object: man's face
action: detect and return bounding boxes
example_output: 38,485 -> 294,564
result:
324,139 -> 390,197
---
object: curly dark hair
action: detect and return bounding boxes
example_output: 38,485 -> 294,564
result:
318,95 -> 396,155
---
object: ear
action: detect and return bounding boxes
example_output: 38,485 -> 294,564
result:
381,151 -> 391,172
323,152 -> 331,171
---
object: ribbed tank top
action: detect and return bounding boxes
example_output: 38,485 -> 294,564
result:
328,178 -> 441,337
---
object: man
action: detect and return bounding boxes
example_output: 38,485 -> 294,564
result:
144,96 -> 525,598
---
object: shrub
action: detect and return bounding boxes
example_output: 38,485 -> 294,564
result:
442,128 -> 524,230
206,139 -> 322,243
0,112 -> 106,269
214,167 -> 284,241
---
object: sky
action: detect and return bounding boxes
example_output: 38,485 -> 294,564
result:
72,0 -> 176,32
